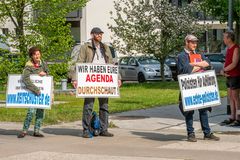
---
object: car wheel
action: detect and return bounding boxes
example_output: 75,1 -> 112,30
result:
173,77 -> 178,81
138,73 -> 145,83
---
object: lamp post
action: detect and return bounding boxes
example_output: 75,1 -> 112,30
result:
228,0 -> 233,31
227,0 -> 233,115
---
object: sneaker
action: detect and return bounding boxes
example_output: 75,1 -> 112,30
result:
99,131 -> 114,137
82,130 -> 92,138
187,133 -> 197,142
220,119 -> 235,126
33,132 -> 44,137
229,120 -> 240,127
204,133 -> 220,141
17,132 -> 27,138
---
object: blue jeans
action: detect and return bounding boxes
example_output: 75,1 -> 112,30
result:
179,102 -> 211,136
22,108 -> 44,133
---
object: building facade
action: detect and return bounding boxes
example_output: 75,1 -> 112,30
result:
77,0 -> 228,53
1,0 -> 229,54
171,0 -> 227,53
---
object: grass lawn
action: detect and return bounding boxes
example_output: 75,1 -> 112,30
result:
0,76 -> 227,125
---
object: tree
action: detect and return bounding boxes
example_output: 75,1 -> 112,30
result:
0,0 -> 87,60
201,0 -> 240,43
0,0 -> 87,84
28,0 -> 88,61
109,0 -> 204,81
0,0 -> 29,55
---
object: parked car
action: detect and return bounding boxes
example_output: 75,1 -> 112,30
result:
0,48 -> 20,63
165,56 -> 178,81
0,34 -> 19,53
0,34 -> 10,51
204,53 -> 225,75
119,56 -> 172,82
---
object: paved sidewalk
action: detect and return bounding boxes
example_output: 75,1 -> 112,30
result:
0,97 -> 240,160
111,97 -> 240,133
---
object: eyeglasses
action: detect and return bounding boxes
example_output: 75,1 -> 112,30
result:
188,41 -> 198,44
94,33 -> 103,36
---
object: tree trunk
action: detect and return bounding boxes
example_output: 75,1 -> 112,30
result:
160,59 -> 165,81
17,28 -> 27,56
16,1 -> 27,56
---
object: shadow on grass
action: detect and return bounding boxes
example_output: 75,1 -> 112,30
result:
122,81 -> 179,90
42,128 -> 82,137
112,100 -> 142,104
131,131 -> 185,141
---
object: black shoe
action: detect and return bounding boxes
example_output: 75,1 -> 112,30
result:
187,133 -> 197,142
82,130 -> 92,138
229,120 -> 240,127
220,119 -> 235,126
17,132 -> 27,138
99,131 -> 114,137
204,133 -> 220,141
33,132 -> 44,137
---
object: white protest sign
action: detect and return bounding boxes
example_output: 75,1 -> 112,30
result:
178,70 -> 221,111
76,63 -> 120,98
6,74 -> 53,109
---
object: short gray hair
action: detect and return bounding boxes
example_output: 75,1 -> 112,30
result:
224,31 -> 235,42
185,34 -> 198,42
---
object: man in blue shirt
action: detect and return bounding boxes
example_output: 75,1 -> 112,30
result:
177,34 -> 220,142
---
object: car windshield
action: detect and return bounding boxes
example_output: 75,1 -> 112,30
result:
137,57 -> 160,65
206,54 -> 225,62
165,57 -> 176,63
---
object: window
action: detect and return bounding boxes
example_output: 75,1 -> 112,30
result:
14,28 -> 17,34
129,58 -> 137,66
2,28 -> 9,35
120,57 -> 129,65
137,57 -> 160,65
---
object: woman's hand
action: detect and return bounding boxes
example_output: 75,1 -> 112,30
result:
36,91 -> 41,96
39,71 -> 47,76
71,80 -> 77,89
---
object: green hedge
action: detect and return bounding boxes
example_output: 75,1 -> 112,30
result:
0,50 -> 23,90
48,63 -> 69,83
0,62 -> 69,90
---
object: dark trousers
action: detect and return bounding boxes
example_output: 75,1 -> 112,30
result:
82,98 -> 109,132
179,102 -> 211,136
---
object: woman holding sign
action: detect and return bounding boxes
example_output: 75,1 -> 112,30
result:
18,47 -> 49,138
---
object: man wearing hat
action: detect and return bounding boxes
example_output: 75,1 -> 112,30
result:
177,34 -> 220,142
71,27 -> 121,138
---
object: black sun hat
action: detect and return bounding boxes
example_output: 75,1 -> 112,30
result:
90,27 -> 104,34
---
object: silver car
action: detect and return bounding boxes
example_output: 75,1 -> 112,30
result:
205,53 -> 225,75
119,56 -> 172,82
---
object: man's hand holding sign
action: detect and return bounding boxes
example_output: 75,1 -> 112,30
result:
69,27 -> 121,138
177,34 -> 220,142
